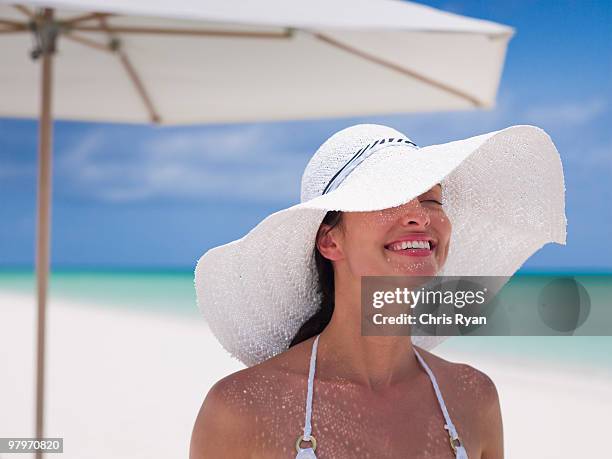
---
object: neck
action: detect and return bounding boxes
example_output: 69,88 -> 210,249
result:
317,276 -> 419,391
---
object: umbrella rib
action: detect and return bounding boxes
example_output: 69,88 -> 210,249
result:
69,24 -> 292,39
312,32 -> 484,108
62,12 -> 116,25
63,32 -> 114,53
0,17 -> 26,28
13,5 -> 35,20
0,25 -> 26,33
97,16 -> 161,123
118,52 -> 161,123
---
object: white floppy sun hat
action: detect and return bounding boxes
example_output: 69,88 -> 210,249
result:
194,124 -> 567,366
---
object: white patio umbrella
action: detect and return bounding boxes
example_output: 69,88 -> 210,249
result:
0,0 -> 513,452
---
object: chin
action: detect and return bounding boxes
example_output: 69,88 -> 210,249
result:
393,263 -> 439,277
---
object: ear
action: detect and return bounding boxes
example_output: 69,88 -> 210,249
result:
316,224 -> 344,261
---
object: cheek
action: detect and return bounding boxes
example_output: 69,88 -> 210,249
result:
341,214 -> 388,255
356,210 -> 391,229
434,211 -> 452,255
345,211 -> 390,237
376,208 -> 406,226
437,212 -> 452,239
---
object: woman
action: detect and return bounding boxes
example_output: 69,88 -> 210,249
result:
190,124 -> 567,458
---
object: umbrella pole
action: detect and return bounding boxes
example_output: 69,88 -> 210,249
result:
34,8 -> 55,459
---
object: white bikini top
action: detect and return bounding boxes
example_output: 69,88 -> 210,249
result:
295,335 -> 469,459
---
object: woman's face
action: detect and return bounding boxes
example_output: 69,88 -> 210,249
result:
319,184 -> 451,278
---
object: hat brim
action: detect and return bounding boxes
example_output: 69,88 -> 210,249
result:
195,125 -> 567,366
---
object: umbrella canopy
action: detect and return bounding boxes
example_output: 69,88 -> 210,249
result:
0,1 -> 513,455
1,0 -> 513,124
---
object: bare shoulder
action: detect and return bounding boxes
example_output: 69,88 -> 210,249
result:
190,341 -> 313,459
415,348 -> 503,457
189,368 -> 255,459
416,347 -> 500,410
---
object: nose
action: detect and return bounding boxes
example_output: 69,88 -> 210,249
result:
398,200 -> 430,228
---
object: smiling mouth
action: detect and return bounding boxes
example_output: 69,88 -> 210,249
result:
384,239 -> 436,256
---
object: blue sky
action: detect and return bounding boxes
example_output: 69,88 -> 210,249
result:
1,0 -> 610,271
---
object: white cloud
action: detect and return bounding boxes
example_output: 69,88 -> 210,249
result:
522,99 -> 608,127
146,125 -> 269,162
57,125 -> 310,204
57,129 -> 105,170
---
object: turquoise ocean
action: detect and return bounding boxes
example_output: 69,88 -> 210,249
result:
1,269 -> 610,371
0,268 -> 199,317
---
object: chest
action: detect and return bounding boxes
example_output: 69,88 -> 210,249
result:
248,380 -> 477,459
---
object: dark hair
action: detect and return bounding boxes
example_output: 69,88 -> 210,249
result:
289,210 -> 343,347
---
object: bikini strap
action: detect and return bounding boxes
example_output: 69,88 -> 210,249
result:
295,335 -> 321,458
413,348 -> 468,458
302,334 -> 320,441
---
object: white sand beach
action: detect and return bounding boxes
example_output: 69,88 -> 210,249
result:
1,291 -> 609,458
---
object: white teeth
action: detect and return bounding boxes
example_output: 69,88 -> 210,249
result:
388,240 -> 432,251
